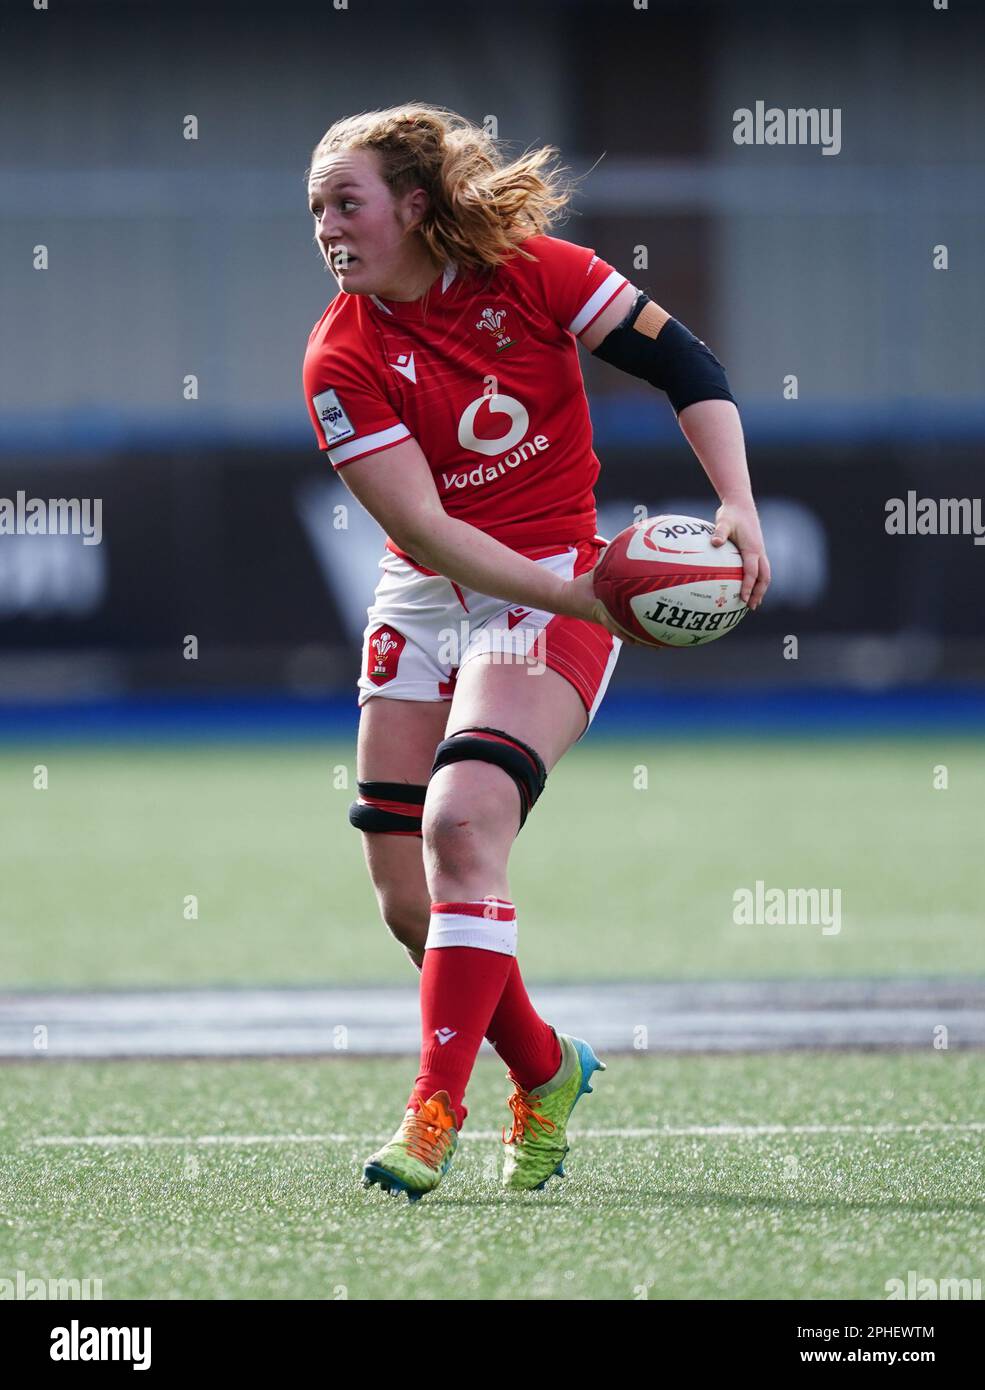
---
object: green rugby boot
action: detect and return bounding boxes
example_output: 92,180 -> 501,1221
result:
362,1090 -> 459,1202
501,1030 -> 606,1192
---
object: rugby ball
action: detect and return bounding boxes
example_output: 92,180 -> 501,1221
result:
593,514 -> 748,647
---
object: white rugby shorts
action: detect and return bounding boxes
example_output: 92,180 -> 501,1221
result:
356,537 -> 622,736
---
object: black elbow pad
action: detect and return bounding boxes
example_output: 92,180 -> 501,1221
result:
591,291 -> 736,416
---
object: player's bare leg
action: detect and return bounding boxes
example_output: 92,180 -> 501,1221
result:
423,658 -> 587,902
422,653 -> 606,1188
357,658 -> 606,1196
355,695 -> 449,968
400,656 -> 597,1144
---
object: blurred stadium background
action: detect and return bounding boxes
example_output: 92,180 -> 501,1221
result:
3,0 -> 983,725
1,0 -> 982,1302
3,0 -> 978,978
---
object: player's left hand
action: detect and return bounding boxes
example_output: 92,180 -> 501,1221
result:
711,501 -> 771,610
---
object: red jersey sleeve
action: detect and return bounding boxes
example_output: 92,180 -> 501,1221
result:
527,235 -> 629,339
303,331 -> 411,469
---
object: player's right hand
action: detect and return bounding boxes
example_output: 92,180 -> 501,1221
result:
563,571 -> 647,646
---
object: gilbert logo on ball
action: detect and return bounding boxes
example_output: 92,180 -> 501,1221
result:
593,515 -> 748,647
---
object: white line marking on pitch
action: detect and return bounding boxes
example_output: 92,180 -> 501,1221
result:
27,1122 -> 985,1147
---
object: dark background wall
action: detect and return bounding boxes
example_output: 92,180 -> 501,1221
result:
2,0 -> 982,711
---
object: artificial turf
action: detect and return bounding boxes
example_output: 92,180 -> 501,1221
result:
3,737 -> 981,988
2,1051 -> 982,1300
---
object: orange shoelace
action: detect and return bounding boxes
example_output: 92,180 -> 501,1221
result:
502,1088 -> 558,1146
401,1096 -> 456,1168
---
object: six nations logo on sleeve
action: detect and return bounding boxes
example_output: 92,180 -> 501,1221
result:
313,388 -> 356,443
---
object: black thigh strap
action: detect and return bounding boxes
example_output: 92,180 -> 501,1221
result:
429,726 -> 547,832
348,780 -> 427,835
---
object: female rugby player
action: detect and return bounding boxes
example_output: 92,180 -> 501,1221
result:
302,104 -> 770,1201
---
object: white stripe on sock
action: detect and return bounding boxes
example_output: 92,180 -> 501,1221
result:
425,905 -> 518,955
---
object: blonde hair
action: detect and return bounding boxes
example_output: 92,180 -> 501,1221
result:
307,103 -> 581,273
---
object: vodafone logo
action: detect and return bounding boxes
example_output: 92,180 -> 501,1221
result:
443,391 -> 549,493
457,393 -> 529,457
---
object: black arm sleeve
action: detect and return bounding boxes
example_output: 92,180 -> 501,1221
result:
590,291 -> 736,416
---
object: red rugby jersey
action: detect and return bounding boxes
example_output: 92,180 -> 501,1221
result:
302,234 -> 627,554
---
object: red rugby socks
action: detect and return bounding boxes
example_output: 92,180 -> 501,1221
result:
407,899 -> 561,1127
485,958 -> 562,1091
408,899 -> 517,1128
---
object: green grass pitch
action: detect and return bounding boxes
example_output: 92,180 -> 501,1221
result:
3,734 -> 982,1300
2,736 -> 982,987
2,1052 -> 982,1300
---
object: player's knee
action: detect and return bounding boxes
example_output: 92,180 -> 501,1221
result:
376,892 -> 429,952
421,775 -> 516,875
426,725 -> 548,844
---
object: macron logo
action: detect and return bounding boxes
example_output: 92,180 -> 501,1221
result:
390,352 -> 417,384
435,1027 -> 457,1046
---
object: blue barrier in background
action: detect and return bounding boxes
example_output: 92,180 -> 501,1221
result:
4,398 -> 985,456
2,687 -> 984,743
